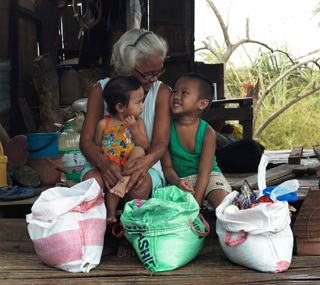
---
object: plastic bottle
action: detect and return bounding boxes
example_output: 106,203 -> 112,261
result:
59,124 -> 86,181
270,179 -> 299,201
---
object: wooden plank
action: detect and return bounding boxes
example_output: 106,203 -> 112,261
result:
210,97 -> 253,107
230,164 -> 298,190
202,107 -> 253,121
0,252 -> 320,284
293,188 -> 320,238
288,145 -> 304,164
313,145 -> 320,161
18,98 -> 37,133
292,162 -> 320,175
0,123 -> 10,147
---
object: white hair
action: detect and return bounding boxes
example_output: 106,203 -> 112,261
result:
113,28 -> 168,76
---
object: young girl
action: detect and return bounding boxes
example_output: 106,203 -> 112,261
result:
161,73 -> 232,209
94,75 -> 149,224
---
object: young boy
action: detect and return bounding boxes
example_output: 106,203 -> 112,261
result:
161,73 -> 232,209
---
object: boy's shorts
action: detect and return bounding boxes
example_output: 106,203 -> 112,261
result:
80,162 -> 166,197
182,171 -> 232,200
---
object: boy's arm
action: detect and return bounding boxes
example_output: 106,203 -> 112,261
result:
161,148 -> 194,193
193,126 -> 216,207
94,119 -> 106,147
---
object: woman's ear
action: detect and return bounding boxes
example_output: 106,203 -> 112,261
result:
115,103 -> 125,113
198,99 -> 209,110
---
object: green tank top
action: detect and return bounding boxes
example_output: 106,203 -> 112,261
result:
170,118 -> 221,178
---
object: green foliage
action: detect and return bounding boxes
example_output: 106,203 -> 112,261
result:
203,49 -> 320,150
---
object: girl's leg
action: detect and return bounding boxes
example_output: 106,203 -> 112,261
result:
106,191 -> 120,224
109,147 -> 145,197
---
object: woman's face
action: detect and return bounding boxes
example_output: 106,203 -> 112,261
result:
133,56 -> 164,94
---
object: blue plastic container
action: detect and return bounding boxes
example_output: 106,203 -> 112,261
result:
26,132 -> 61,157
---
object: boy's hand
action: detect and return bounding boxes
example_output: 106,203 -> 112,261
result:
175,179 -> 195,194
123,115 -> 138,130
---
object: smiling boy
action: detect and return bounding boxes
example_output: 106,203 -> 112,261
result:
161,73 -> 232,208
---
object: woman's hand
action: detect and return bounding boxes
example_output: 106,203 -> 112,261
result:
121,154 -> 153,192
98,153 -> 124,191
175,179 -> 195,194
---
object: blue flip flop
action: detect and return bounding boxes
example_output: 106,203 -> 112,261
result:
0,186 -> 42,201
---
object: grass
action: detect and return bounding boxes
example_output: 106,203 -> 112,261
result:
198,48 -> 320,150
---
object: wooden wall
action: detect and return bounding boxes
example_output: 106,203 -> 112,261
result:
0,0 -> 224,137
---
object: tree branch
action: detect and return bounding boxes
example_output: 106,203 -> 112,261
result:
256,57 -> 320,111
253,83 -> 320,140
202,39 -> 221,61
206,0 -> 231,48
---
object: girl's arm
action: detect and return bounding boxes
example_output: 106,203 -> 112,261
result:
193,125 -> 216,207
161,148 -> 194,193
94,119 -> 106,147
124,116 -> 149,150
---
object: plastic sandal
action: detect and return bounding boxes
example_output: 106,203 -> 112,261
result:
0,185 -> 42,201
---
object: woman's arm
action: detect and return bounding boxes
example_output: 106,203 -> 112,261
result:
80,83 -> 123,189
122,83 -> 172,191
193,126 -> 216,207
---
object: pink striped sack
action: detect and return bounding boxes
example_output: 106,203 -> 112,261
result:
26,178 -> 106,273
216,191 -> 293,273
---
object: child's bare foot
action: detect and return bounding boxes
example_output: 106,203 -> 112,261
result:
107,213 -> 117,225
109,182 -> 126,198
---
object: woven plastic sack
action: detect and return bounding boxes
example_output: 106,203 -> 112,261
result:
118,186 -> 210,272
26,178 -> 106,273
216,191 -> 293,273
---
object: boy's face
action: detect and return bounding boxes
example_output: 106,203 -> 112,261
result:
123,86 -> 145,118
170,77 -> 202,115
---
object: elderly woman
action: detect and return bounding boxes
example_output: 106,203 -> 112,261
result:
79,29 -> 171,257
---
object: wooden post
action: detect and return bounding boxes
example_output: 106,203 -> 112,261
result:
18,98 -> 37,134
31,53 -> 63,132
288,145 -> 304,165
9,0 -> 19,137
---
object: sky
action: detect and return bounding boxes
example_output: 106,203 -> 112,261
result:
195,0 -> 320,66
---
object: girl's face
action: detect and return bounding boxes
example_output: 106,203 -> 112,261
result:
123,86 -> 145,118
133,56 -> 164,94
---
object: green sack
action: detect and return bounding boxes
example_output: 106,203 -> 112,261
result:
120,186 -> 210,272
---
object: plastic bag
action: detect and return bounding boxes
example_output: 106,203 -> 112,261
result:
216,154 -> 294,272
216,191 -> 293,272
26,178 -> 106,273
118,186 -> 210,272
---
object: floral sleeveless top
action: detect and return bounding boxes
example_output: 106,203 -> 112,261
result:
101,115 -> 135,160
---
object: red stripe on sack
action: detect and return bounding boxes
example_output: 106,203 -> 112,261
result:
271,260 -> 290,273
32,230 -> 82,266
72,188 -> 105,213
78,218 -> 106,246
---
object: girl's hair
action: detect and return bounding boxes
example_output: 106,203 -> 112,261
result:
113,28 -> 168,75
103,75 -> 141,115
179,73 -> 214,115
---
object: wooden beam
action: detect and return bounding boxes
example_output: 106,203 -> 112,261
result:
0,124 -> 10,148
230,164 -> 299,190
288,145 -> 304,165
313,145 -> 320,161
9,0 -> 19,137
18,98 -> 37,134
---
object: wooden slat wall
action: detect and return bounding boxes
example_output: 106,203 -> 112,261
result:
0,0 -> 10,60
